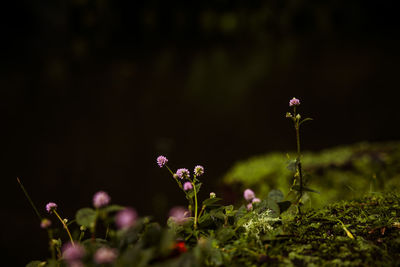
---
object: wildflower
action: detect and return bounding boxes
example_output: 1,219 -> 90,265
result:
210,192 -> 216,198
40,218 -> 52,229
194,165 -> 204,176
252,198 -> 261,203
169,206 -> 189,224
243,189 -> 255,202
289,97 -> 300,107
115,207 -> 138,229
247,203 -> 253,211
93,191 -> 111,208
176,168 -> 190,179
62,242 -> 85,264
183,182 -> 193,191
94,247 -> 118,264
46,202 -> 58,214
157,155 -> 168,168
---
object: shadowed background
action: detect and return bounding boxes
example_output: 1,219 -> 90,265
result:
1,0 -> 400,265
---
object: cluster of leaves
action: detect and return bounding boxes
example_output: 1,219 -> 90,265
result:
223,141 -> 400,207
27,188 -> 290,267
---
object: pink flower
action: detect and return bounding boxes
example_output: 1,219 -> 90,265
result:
252,198 -> 261,204
243,189 -> 255,202
62,242 -> 85,264
169,206 -> 189,224
247,203 -> 253,211
94,247 -> 118,264
176,168 -> 190,179
115,208 -> 138,229
194,165 -> 204,176
46,202 -> 57,213
289,97 -> 300,107
40,218 -> 52,229
157,156 -> 168,168
93,191 -> 111,208
183,182 -> 193,191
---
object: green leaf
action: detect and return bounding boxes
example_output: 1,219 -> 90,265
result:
292,185 -> 320,194
286,159 -> 297,172
103,204 -> 124,213
299,117 -> 313,126
202,197 -> 222,207
267,198 -> 280,217
216,227 -> 235,243
268,189 -> 284,202
277,201 -> 292,214
26,261 -> 44,267
76,208 -> 97,227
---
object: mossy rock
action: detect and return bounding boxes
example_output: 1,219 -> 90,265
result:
222,142 -> 400,207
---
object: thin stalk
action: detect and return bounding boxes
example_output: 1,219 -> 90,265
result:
53,210 -> 75,246
17,177 -> 42,220
192,182 -> 198,230
198,205 -> 206,220
166,165 -> 183,190
295,125 -> 303,199
48,229 -> 56,260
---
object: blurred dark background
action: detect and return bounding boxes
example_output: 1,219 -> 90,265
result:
2,0 -> 400,265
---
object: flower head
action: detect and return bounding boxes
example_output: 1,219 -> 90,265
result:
243,189 -> 255,202
289,97 -> 300,107
194,165 -> 204,176
94,247 -> 118,264
40,218 -> 52,229
176,168 -> 190,179
157,155 -> 168,168
252,198 -> 261,204
93,191 -> 111,208
46,202 -> 58,214
62,242 -> 85,263
183,182 -> 193,191
169,206 -> 189,224
210,192 -> 216,199
115,207 -> 138,229
247,203 -> 253,211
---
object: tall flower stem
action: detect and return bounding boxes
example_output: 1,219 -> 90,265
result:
295,124 -> 303,200
192,181 -> 198,230
53,210 -> 75,246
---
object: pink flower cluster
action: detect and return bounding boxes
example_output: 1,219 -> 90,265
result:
243,189 -> 261,210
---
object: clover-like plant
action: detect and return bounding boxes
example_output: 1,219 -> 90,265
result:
157,156 -> 205,234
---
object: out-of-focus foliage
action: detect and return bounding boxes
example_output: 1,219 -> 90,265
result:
223,142 -> 400,207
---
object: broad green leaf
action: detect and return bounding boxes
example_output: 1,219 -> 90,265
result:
103,204 -> 124,213
202,197 -> 222,207
268,189 -> 284,202
76,208 -> 97,227
267,198 -> 280,217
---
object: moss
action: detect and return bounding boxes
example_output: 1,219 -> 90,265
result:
223,142 -> 400,207
262,193 -> 400,266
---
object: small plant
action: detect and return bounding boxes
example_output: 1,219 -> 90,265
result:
286,97 -> 316,213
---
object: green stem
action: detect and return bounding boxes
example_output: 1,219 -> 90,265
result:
17,177 -> 42,221
53,210 -> 75,246
166,165 -> 183,189
192,182 -> 198,231
294,107 -> 303,214
198,205 -> 206,220
48,229 -> 56,260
